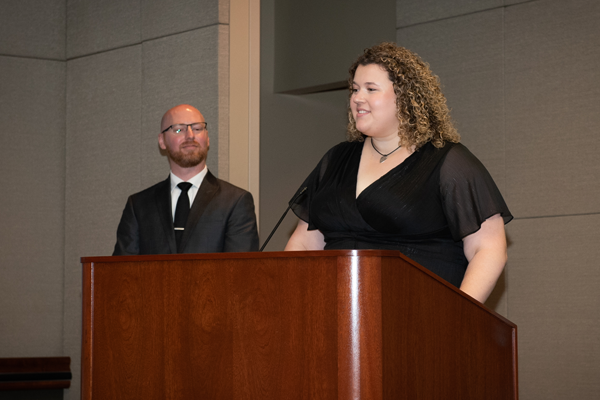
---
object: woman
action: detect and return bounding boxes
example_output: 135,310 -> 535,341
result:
284,43 -> 512,303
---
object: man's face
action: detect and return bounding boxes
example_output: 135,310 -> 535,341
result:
159,106 -> 209,169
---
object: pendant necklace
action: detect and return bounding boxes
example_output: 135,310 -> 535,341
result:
371,139 -> 402,163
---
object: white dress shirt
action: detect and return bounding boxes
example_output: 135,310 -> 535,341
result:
169,167 -> 208,221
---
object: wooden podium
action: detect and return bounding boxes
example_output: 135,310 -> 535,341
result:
81,250 -> 517,399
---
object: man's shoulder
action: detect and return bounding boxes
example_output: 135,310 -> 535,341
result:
208,172 -> 252,198
128,177 -> 170,201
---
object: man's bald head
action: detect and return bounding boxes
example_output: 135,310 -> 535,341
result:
158,104 -> 209,176
161,104 -> 205,132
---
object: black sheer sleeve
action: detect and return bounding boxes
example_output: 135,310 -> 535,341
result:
289,145 -> 337,229
440,144 -> 513,241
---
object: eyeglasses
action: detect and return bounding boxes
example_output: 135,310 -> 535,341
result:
162,122 -> 208,134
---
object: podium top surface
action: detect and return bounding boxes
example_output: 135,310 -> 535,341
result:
82,249 -> 407,263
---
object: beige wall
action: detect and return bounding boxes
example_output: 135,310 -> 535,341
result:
0,3 -> 67,400
1,1 -> 231,399
0,0 -> 66,362
273,0 -> 395,93
260,0 -> 600,398
259,0 -> 396,251
395,0 -> 600,398
65,2 -> 230,399
1,0 -> 599,399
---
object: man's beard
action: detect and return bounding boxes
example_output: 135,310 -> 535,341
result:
165,140 -> 208,168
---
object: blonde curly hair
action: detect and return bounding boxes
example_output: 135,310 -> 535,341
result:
347,42 -> 459,150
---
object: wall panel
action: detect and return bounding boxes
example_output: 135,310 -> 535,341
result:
260,0 -> 350,250
505,0 -> 600,218
507,215 -> 600,399
396,0 -> 502,27
67,0 -> 141,58
0,56 -> 65,357
141,26 -> 225,187
274,0 -> 395,93
64,45 -> 142,399
141,0 -> 225,41
0,0 -> 65,59
259,90 -> 349,251
504,0 -> 535,5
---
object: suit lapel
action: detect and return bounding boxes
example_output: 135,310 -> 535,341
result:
178,171 -> 220,253
155,177 -> 178,254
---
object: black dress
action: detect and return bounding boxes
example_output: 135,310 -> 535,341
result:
289,141 -> 513,287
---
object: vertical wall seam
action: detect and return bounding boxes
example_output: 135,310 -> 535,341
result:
502,3 -> 508,319
61,0 -> 68,357
139,0 -> 143,189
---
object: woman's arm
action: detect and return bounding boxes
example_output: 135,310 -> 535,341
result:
460,214 -> 508,303
285,219 -> 326,251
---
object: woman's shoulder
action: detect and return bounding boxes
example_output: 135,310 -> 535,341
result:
439,143 -> 503,193
321,140 -> 363,162
439,142 -> 486,171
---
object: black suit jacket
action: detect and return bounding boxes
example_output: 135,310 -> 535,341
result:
113,171 -> 259,255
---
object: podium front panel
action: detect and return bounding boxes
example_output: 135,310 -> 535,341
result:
81,250 -> 517,399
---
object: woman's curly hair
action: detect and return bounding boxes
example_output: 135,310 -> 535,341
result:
347,42 -> 459,150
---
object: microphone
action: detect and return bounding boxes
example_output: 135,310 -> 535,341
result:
259,187 -> 307,252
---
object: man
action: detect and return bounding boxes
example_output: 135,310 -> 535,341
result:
113,104 -> 259,255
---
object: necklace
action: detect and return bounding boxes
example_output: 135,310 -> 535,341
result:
371,139 -> 402,163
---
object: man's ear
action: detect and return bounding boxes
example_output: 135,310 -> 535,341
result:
158,133 -> 166,150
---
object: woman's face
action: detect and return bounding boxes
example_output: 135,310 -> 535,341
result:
351,63 -> 399,139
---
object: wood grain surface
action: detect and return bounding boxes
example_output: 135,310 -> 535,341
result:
81,250 -> 517,400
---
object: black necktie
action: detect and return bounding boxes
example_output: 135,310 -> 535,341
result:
174,182 -> 193,250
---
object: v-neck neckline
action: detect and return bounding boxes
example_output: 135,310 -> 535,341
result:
355,140 -> 420,200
